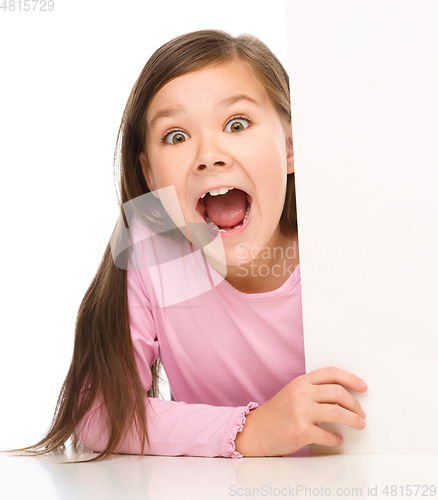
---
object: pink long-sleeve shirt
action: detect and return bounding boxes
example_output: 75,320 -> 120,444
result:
78,214 -> 308,458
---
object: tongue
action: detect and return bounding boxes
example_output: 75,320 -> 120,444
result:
204,189 -> 248,228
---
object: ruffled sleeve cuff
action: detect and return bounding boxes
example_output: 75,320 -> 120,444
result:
224,401 -> 259,458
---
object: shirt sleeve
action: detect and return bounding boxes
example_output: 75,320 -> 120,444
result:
76,261 -> 259,458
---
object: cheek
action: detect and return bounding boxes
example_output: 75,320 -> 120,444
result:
148,150 -> 182,185
248,136 -> 287,182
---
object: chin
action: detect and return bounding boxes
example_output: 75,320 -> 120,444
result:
223,244 -> 259,267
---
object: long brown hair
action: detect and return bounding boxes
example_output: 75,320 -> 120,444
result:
5,29 -> 298,463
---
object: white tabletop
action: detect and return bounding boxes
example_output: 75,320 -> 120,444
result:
1,449 -> 437,500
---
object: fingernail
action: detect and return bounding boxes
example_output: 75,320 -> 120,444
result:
360,380 -> 367,389
360,419 -> 366,429
339,436 -> 343,445
359,409 -> 366,418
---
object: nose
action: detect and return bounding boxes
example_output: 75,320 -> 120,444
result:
197,160 -> 225,171
193,133 -> 231,172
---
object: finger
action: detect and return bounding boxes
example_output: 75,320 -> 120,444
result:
315,403 -> 366,431
308,425 -> 344,448
314,384 -> 366,417
306,366 -> 368,393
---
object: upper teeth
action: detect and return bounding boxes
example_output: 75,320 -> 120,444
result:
200,187 -> 234,198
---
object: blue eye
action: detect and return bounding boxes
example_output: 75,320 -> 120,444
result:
225,116 -> 250,133
163,130 -> 189,144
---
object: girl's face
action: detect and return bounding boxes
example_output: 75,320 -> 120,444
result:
139,58 -> 294,268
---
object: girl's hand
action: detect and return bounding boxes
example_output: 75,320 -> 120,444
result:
234,367 -> 368,457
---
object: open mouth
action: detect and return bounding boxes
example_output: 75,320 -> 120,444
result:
196,187 -> 251,233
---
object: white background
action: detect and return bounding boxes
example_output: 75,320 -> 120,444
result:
0,0 -> 289,450
286,0 -> 438,453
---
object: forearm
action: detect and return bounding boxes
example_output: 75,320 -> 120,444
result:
77,397 -> 259,458
233,407 -> 266,457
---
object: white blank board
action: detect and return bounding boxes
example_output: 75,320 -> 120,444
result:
286,0 -> 438,453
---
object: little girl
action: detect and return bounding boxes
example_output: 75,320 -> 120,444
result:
11,29 -> 367,462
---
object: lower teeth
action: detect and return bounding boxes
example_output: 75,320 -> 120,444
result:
205,203 -> 250,232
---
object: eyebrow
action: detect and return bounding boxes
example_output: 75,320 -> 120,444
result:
219,94 -> 261,108
149,106 -> 185,131
148,94 -> 260,131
